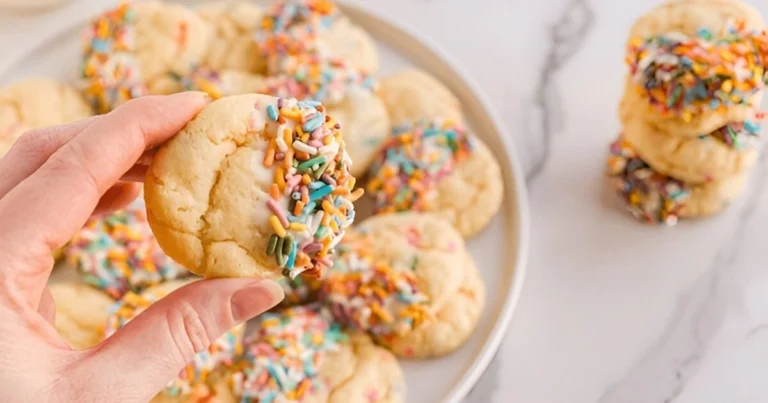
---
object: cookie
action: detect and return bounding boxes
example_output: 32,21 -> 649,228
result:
366,120 -> 503,237
378,69 -> 464,126
81,2 -> 212,113
197,1 -> 266,73
64,208 -> 188,300
228,305 -> 345,402
105,280 -> 245,401
623,112 -> 761,184
228,306 -> 403,403
0,78 -> 92,154
147,68 -> 266,99
623,4 -> 767,136
325,88 -> 390,177
322,213 -> 470,354
384,253 -> 485,358
144,94 -> 360,280
323,333 -> 405,403
629,0 -> 765,42
606,136 -> 748,225
50,283 -> 114,350
259,0 -> 379,74
319,15 -> 380,74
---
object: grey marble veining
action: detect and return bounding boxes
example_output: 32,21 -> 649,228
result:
523,0 -> 596,184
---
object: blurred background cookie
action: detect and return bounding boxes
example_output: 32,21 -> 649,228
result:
197,1 -> 265,73
379,69 -> 464,126
366,120 -> 503,237
50,283 -> 114,350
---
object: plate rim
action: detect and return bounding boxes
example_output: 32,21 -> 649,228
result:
0,2 -> 531,402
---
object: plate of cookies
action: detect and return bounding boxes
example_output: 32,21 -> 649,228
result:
0,0 -> 528,402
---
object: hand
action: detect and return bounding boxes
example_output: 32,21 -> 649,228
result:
0,93 -> 284,402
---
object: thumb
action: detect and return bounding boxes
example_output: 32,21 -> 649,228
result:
73,278 -> 283,402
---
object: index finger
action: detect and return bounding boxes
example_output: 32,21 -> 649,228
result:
0,92 -> 207,309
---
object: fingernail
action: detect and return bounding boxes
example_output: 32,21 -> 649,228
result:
231,280 -> 285,321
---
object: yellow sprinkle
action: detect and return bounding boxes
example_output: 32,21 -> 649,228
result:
270,216 -> 287,238
755,67 -> 765,82
280,109 -> 302,120
323,135 -> 332,145
283,128 -> 292,147
348,177 -> 356,190
329,218 -> 339,232
321,213 -> 331,227
275,167 -> 286,191
370,303 -> 393,323
289,222 -> 307,231
302,174 -> 312,185
322,200 -> 335,213
681,111 -> 693,123
296,125 -> 304,137
721,80 -> 733,93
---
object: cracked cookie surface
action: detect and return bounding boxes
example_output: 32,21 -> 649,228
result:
378,69 -> 464,127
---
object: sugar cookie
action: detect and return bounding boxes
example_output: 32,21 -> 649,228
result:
258,0 -> 379,74
384,252 -> 484,358
64,208 -> 188,300
0,78 -> 92,154
623,3 -> 767,136
322,213 -> 476,357
623,112 -> 761,184
366,120 -> 503,237
50,283 -> 114,350
81,1 -> 212,113
197,1 -> 266,73
105,280 -> 245,401
606,136 -> 748,224
145,94 -> 360,280
378,69 -> 464,126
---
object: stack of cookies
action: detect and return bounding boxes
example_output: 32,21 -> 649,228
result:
607,0 -> 768,225
0,1 -> 509,402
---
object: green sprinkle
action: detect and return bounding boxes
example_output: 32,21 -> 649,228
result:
275,237 -> 285,267
266,234 -> 279,256
298,156 -> 327,172
283,235 -> 294,255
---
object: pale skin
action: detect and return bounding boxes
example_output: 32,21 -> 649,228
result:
0,92 -> 285,402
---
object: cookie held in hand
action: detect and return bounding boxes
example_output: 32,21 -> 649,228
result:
144,94 -> 360,280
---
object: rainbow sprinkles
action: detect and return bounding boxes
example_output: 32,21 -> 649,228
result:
262,98 -> 362,279
626,21 -> 768,121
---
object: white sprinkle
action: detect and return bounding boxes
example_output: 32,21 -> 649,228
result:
276,135 -> 288,152
318,142 -> 339,156
293,141 -> 318,155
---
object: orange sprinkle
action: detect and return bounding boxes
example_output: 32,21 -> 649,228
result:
270,183 -> 280,200
349,188 -> 365,202
293,200 -> 305,216
263,143 -> 275,167
332,187 -> 350,196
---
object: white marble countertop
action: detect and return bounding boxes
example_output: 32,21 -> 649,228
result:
3,0 -> 768,402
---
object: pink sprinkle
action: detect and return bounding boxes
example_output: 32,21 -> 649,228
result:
321,174 -> 336,185
308,139 -> 323,148
311,128 -> 323,139
277,98 -> 283,108
319,257 -> 333,267
267,200 -> 289,228
275,152 -> 285,161
285,175 -> 302,191
303,243 -> 323,254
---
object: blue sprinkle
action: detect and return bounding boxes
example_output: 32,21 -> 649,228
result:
267,104 -> 279,121
745,121 -> 761,133
710,99 -> 720,110
309,185 -> 333,201
286,241 -> 298,271
308,181 -> 325,190
302,201 -> 317,215
92,39 -> 108,53
302,114 -> 325,132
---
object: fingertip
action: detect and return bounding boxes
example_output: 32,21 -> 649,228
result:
230,279 -> 285,322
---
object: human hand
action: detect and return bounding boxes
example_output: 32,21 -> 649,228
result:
0,92 -> 284,402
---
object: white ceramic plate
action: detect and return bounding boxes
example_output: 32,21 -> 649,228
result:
0,1 -> 530,402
